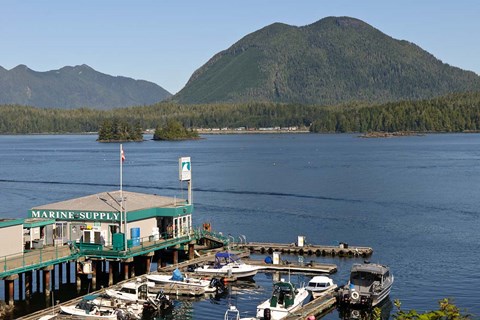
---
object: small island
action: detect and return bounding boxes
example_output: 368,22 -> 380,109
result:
97,119 -> 143,142
153,120 -> 199,141
359,131 -> 424,138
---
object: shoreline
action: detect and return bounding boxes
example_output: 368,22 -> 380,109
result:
196,129 -> 310,134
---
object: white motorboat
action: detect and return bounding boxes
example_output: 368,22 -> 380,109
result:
194,252 -> 261,279
255,279 -> 309,320
59,295 -> 118,319
337,262 -> 394,307
305,275 -> 337,298
146,268 -> 223,293
105,279 -> 160,303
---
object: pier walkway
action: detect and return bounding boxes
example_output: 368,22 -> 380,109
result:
0,245 -> 75,278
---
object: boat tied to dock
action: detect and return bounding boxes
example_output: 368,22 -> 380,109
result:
337,262 -> 394,308
194,252 -> 261,280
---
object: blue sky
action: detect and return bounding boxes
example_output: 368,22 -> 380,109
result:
2,0 -> 479,94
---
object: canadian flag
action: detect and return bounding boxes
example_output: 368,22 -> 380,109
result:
121,147 -> 125,162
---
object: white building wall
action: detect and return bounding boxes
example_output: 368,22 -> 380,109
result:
126,218 -> 157,240
1,224 -> 24,257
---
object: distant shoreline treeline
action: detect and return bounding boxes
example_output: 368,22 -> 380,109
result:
0,92 -> 480,134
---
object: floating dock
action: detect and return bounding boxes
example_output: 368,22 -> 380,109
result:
243,258 -> 337,275
15,241 -> 369,319
237,241 -> 373,257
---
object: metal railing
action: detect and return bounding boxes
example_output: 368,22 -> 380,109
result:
0,227 -> 231,277
0,244 -> 78,278
74,231 -> 197,259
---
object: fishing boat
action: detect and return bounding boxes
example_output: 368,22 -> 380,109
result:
305,275 -> 337,298
337,262 -> 394,307
146,268 -> 224,294
255,279 -> 309,320
194,252 -> 261,280
59,295 -> 118,319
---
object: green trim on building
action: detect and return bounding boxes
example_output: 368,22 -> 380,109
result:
23,219 -> 56,228
127,205 -> 193,222
27,204 -> 193,223
0,219 -> 24,228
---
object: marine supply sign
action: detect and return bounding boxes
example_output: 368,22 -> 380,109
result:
29,210 -> 120,221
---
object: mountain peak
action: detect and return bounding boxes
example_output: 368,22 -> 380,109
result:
0,64 -> 172,109
11,64 -> 31,72
314,16 -> 367,27
174,16 -> 480,105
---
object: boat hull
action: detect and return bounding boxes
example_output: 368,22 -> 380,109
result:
194,266 -> 259,280
338,280 -> 393,308
59,306 -> 117,319
146,274 -> 216,293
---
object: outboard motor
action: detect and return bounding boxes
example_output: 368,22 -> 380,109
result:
157,291 -> 173,311
187,263 -> 199,272
264,308 -> 272,320
209,277 -> 226,293
115,309 -> 127,320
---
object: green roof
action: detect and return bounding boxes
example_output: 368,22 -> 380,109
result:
0,219 -> 24,228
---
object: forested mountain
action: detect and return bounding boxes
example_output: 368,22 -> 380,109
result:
2,92 -> 480,134
0,64 -> 171,109
174,16 -> 480,105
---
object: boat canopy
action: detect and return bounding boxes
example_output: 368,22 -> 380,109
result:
83,294 -> 101,301
351,263 -> 389,275
214,252 -> 240,266
215,252 -> 240,260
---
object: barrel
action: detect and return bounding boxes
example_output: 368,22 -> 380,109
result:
130,227 -> 140,238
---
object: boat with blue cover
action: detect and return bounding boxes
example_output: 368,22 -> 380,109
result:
146,268 -> 224,294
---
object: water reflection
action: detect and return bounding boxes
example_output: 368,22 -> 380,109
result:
337,298 -> 393,320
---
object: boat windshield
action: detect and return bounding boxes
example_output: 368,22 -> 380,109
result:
120,287 -> 137,294
350,271 -> 382,285
309,282 -> 329,288
215,252 -> 241,266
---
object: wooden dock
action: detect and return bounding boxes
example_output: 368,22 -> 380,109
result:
243,258 -> 337,275
237,242 -> 373,257
285,287 -> 338,320
16,241 -> 360,319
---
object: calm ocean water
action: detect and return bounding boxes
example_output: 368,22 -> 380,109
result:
0,133 -> 479,319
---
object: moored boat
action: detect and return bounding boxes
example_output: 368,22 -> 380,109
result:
59,295 -> 117,319
105,279 -> 160,303
305,275 -> 337,298
146,268 -> 224,294
194,252 -> 261,280
337,262 -> 394,307
255,279 -> 309,320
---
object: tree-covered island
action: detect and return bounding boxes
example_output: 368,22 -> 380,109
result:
97,119 -> 143,142
153,120 -> 199,141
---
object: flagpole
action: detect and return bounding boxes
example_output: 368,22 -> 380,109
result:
120,144 -> 123,245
